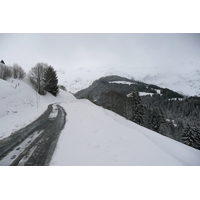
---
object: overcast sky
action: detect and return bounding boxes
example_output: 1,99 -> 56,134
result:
0,33 -> 200,75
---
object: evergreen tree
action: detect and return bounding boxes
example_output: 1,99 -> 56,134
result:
43,66 -> 59,96
192,125 -> 200,149
182,124 -> 194,147
1,60 -> 5,64
143,107 -> 152,129
150,108 -> 165,133
129,90 -> 144,125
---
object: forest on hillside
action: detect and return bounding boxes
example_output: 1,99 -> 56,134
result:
75,76 -> 200,150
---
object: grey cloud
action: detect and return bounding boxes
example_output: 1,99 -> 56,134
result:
0,33 -> 199,75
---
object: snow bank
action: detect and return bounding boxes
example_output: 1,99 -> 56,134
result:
50,99 -> 200,166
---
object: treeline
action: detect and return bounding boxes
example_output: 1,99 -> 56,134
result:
0,60 -> 59,97
0,60 -> 26,80
93,90 -> 200,150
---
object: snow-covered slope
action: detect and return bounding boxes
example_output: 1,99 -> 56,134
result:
142,70 -> 200,97
57,66 -> 134,93
49,99 -> 200,166
0,78 -> 75,139
1,78 -> 200,165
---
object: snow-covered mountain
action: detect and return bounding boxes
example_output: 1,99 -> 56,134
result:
1,78 -> 200,165
141,70 -> 200,97
140,61 -> 200,96
57,64 -> 200,96
57,66 -> 134,94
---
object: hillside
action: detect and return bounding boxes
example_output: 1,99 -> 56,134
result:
50,97 -> 200,166
74,75 -> 200,150
0,78 -> 74,140
74,75 -> 184,101
1,78 -> 200,165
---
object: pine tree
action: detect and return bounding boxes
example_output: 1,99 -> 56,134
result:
43,66 -> 59,96
1,60 -> 5,64
129,90 -> 144,125
150,108 -> 165,133
192,125 -> 200,149
182,124 -> 194,147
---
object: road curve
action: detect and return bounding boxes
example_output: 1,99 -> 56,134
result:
0,104 -> 66,166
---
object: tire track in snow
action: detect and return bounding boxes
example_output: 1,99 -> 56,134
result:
0,104 -> 66,166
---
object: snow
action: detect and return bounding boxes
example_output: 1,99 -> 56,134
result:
57,64 -> 200,96
48,104 -> 59,119
139,92 -> 154,96
142,71 -> 200,97
109,81 -> 134,85
0,78 -> 75,139
50,99 -> 200,166
1,130 -> 43,165
1,78 -> 200,166
155,89 -> 161,94
57,66 -> 135,93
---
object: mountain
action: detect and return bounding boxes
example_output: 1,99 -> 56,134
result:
1,78 -> 200,165
57,64 -> 200,96
56,66 -> 134,94
74,75 -> 184,102
141,70 -> 200,97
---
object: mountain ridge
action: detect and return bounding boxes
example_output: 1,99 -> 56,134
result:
141,70 -> 200,97
57,65 -> 200,96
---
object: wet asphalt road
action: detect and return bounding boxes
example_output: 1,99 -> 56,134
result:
0,104 -> 66,166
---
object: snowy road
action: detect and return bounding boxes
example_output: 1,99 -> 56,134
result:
0,104 -> 66,166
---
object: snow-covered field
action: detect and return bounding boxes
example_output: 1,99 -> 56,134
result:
1,78 -> 200,165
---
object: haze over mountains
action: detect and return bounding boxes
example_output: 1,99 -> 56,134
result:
57,63 -> 200,96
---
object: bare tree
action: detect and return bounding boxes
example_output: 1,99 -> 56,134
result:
0,63 -> 6,79
13,63 -> 26,79
28,62 -> 48,95
0,63 -> 13,80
